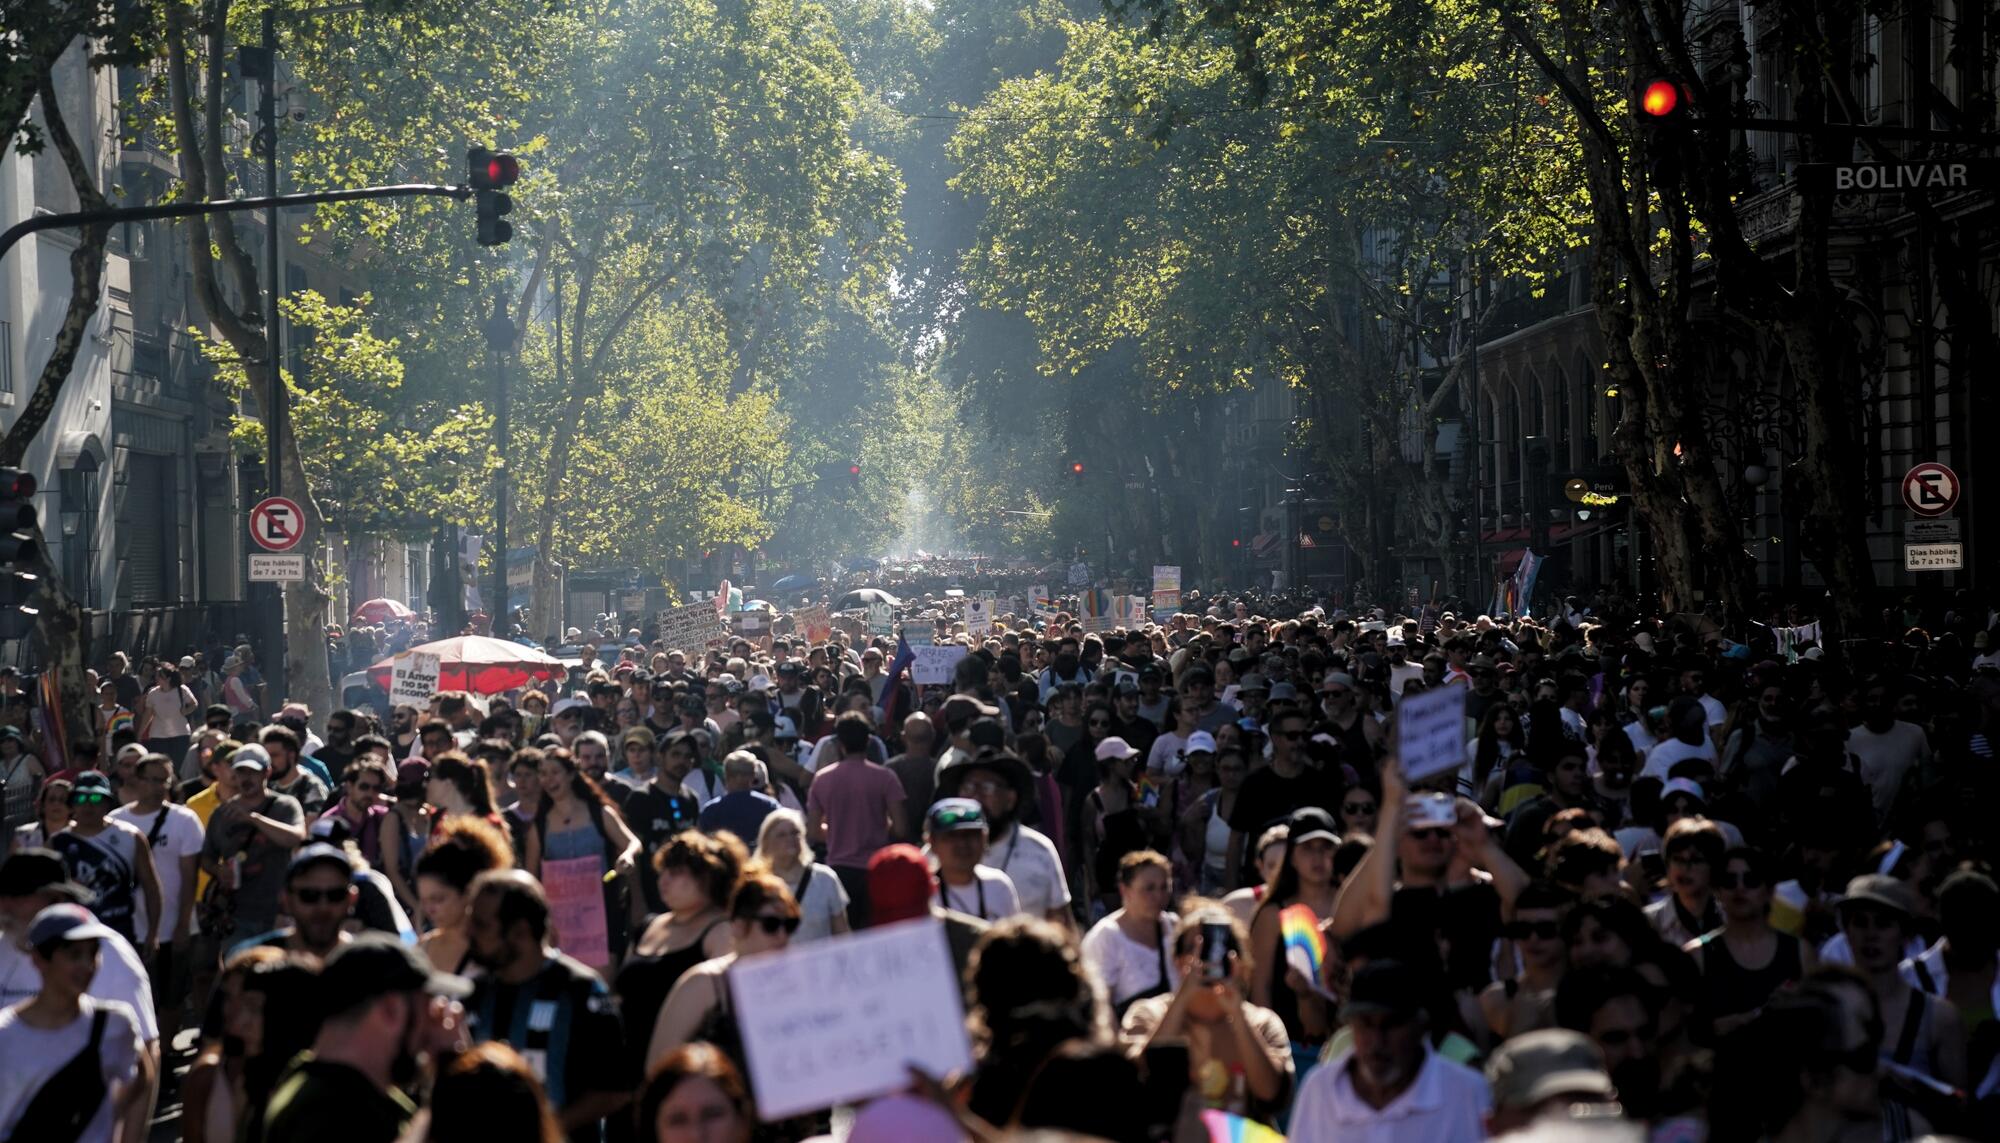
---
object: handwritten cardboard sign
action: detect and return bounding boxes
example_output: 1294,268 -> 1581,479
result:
729,918 -> 972,1121
658,602 -> 727,650
911,644 -> 967,686
388,651 -> 441,706
1396,682 -> 1468,783
541,854 -> 611,970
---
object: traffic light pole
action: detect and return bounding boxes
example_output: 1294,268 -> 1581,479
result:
0,183 -> 472,265
485,290 -> 515,637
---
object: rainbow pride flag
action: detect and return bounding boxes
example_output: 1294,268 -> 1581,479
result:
1201,1109 -> 1285,1143
1280,903 -> 1328,990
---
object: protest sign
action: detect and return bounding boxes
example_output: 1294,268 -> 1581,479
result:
911,644 -> 967,685
388,652 -> 441,706
730,918 -> 972,1121
658,602 -> 728,650
1120,595 -> 1147,628
1396,683 -> 1468,783
1080,589 -> 1116,633
867,601 -> 894,636
902,628 -> 935,648
1029,584 -> 1051,610
542,855 -> 611,971
1151,565 -> 1181,594
795,605 -> 831,644
964,599 -> 992,637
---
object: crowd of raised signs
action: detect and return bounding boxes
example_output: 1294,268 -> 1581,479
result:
2,583 -> 2000,1143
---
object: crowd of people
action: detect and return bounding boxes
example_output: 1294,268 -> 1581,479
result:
1,586 -> 1998,1142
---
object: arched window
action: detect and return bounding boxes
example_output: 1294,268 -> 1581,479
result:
60,454 -> 100,609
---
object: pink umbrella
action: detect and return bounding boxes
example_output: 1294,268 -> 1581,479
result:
368,635 -> 567,696
352,598 -> 417,624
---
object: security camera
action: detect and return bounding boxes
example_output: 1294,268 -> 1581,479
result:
287,106 -> 309,124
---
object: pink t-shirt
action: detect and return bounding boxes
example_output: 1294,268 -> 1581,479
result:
806,759 -> 905,869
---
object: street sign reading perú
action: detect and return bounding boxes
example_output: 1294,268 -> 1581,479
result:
1798,160 -> 2000,195
249,496 -> 305,552
1901,462 -> 1960,518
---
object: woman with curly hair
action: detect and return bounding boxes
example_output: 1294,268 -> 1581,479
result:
415,816 -> 514,973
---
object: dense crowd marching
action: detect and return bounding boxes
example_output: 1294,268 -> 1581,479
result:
2,584 -> 1999,1143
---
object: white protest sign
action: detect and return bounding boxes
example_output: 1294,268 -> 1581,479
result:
657,602 -> 727,650
964,599 -> 992,637
867,602 -> 894,636
1152,565 -> 1181,594
911,644 -> 967,685
388,651 -> 441,705
1396,682 -> 1468,782
729,918 -> 972,1121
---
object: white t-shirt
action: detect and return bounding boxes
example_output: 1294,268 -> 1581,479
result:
0,997 -> 144,1143
1147,732 -> 1190,777
1846,720 -> 1930,823
141,686 -> 198,739
1698,694 -> 1728,728
1290,1047 -> 1492,1143
1081,910 -> 1179,1007
786,863 -> 850,943
0,930 -> 158,1044
1624,721 -> 1658,754
109,803 -> 205,942
933,864 -> 1021,923
1641,736 -> 1719,782
1388,661 -> 1424,698
986,824 -> 1071,920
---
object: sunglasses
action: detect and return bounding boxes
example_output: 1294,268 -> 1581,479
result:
1504,920 -> 1562,941
70,791 -> 112,806
1342,802 -> 1377,816
749,915 -> 801,936
1276,730 -> 1306,741
291,886 -> 349,905
929,806 -> 985,830
1716,871 -> 1766,891
1408,827 -> 1453,842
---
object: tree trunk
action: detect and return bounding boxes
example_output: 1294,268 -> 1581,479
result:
164,1 -> 334,718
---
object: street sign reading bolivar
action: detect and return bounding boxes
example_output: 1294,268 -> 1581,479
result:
1798,159 -> 2000,195
1900,462 -> 1960,518
249,496 -> 306,552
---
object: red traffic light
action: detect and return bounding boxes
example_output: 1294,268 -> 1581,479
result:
1638,79 -> 1681,119
1070,462 -> 1085,475
468,147 -> 521,190
848,464 -> 861,477
0,470 -> 35,499
1231,538 -> 1241,548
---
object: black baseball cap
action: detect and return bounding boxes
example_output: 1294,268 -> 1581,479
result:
318,932 -> 472,1019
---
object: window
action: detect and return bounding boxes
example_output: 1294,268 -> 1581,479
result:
60,455 -> 100,609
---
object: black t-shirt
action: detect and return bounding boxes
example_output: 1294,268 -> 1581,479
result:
315,745 -> 358,788
1226,764 -> 1344,841
468,954 -> 632,1143
113,673 -> 143,711
622,781 -> 701,855
263,1055 -> 416,1143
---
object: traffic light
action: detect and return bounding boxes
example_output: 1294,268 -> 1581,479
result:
468,146 -> 520,246
0,470 -> 39,641
1633,77 -> 1688,185
847,462 -> 861,489
1636,78 -> 1684,122
1066,460 -> 1085,482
